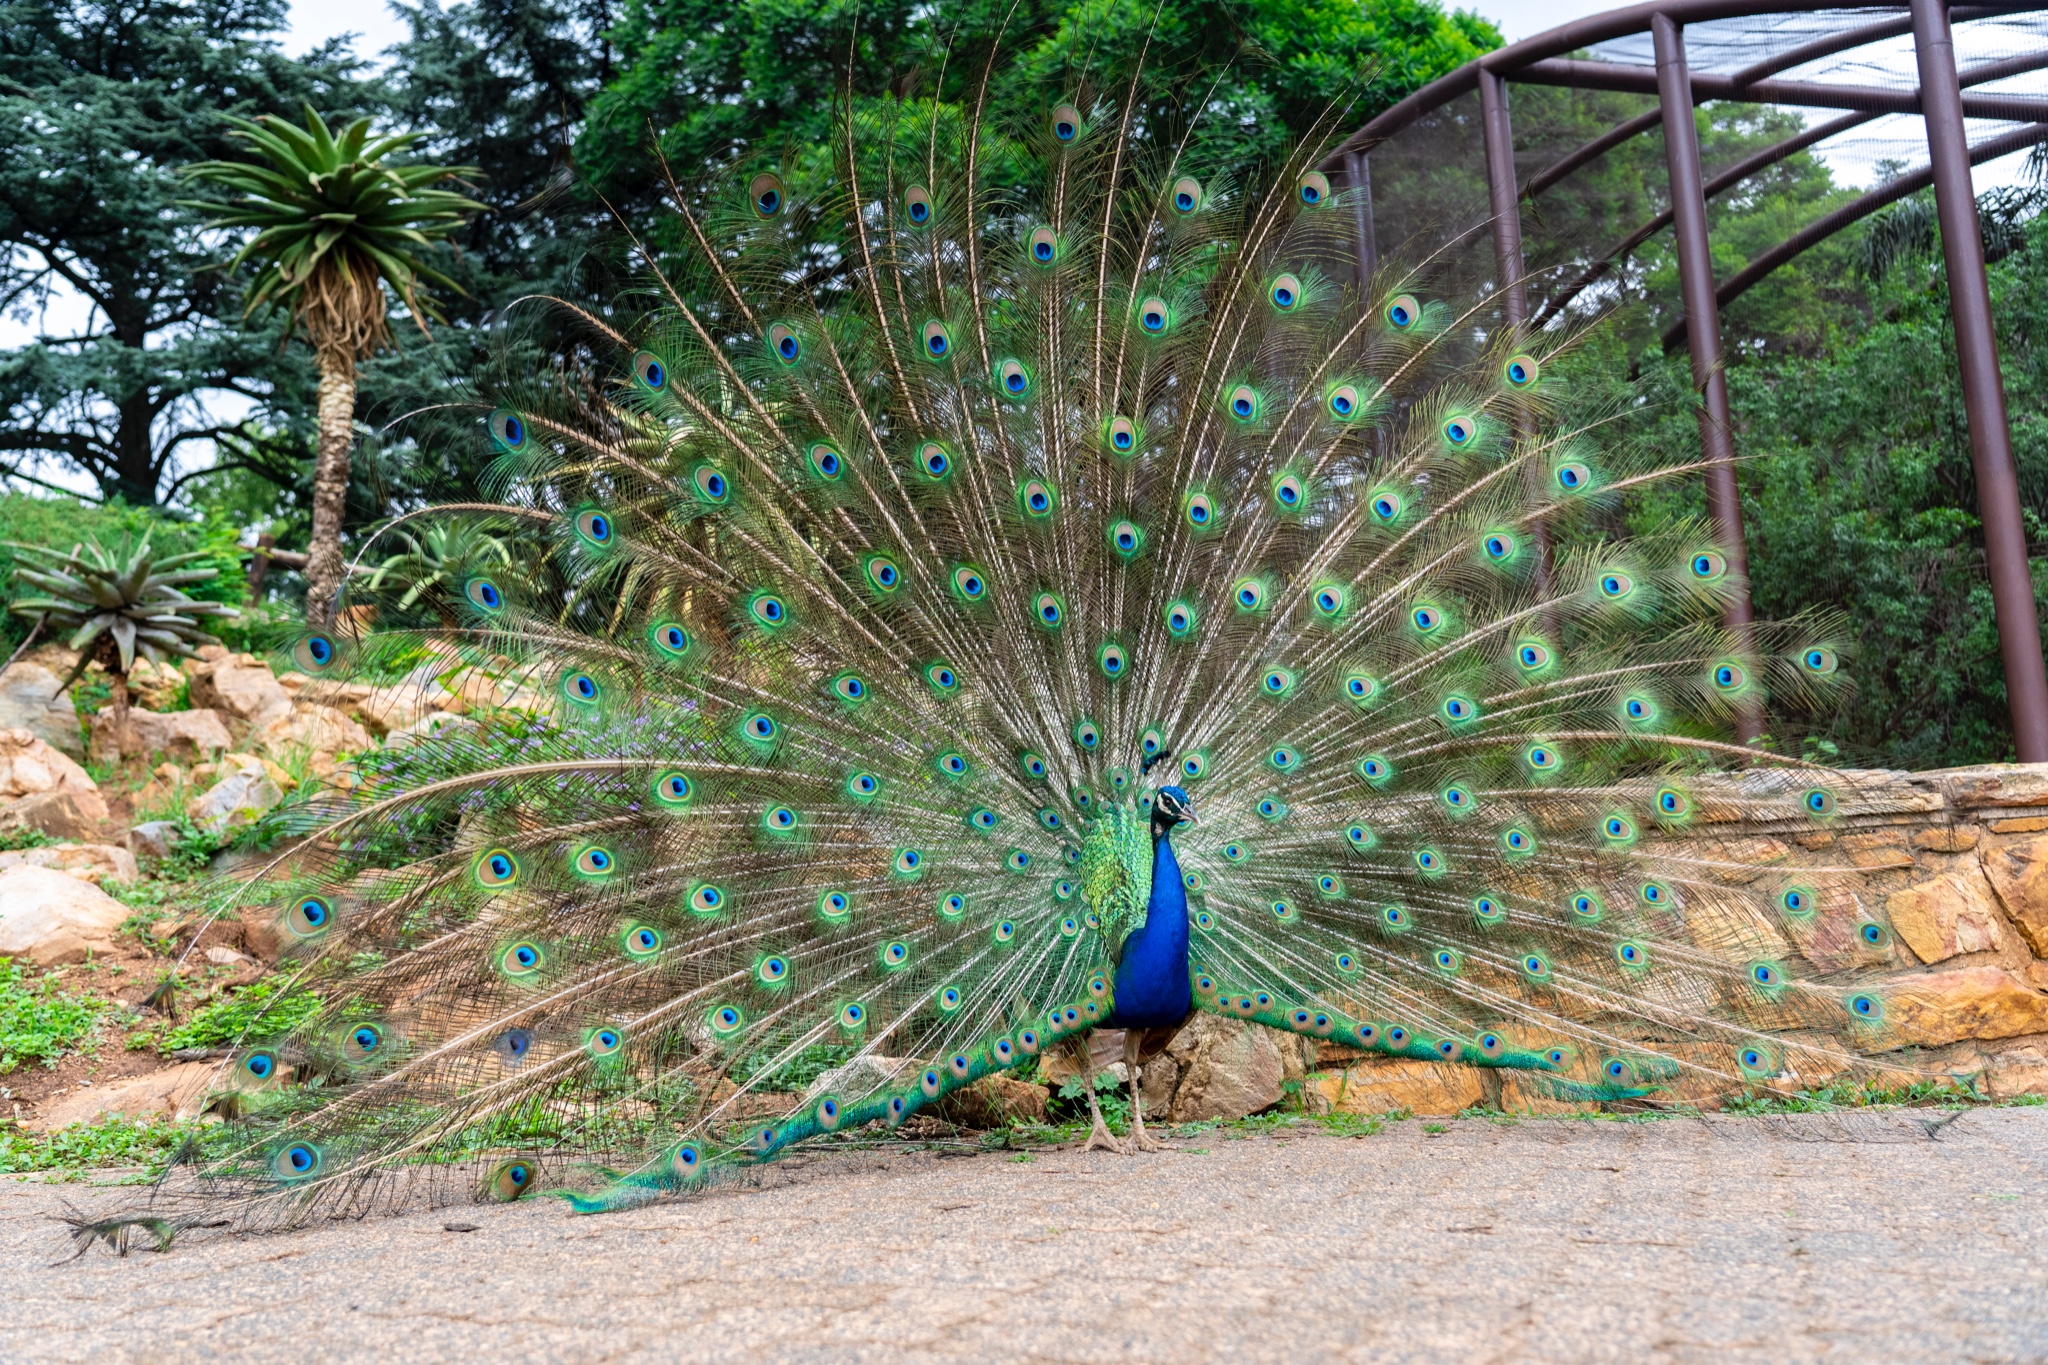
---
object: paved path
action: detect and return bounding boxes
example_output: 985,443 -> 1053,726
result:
2,1108 -> 2044,1364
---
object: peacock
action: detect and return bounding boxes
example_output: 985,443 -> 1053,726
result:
114,58 -> 1921,1237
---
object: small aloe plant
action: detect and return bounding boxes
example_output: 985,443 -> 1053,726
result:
8,537 -> 239,723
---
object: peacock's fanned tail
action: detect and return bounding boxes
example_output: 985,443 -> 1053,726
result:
159,72 -> 1903,1231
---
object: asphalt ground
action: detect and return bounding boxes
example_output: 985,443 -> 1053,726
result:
1,1106 -> 2043,1364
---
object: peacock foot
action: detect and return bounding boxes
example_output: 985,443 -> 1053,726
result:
1082,1121 -> 1128,1154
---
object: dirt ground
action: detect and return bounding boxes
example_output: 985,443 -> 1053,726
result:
1,1106 -> 2043,1364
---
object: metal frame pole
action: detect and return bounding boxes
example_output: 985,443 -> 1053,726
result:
1653,12 -> 1761,741
1911,0 -> 2048,760
1479,69 -> 1554,601
1342,150 -> 1378,290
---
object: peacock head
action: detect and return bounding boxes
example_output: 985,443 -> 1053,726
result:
1151,785 -> 1197,833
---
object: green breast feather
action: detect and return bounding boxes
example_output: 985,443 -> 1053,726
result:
1079,800 -> 1152,959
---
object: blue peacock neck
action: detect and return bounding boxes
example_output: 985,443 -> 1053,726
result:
1104,816 -> 1194,1030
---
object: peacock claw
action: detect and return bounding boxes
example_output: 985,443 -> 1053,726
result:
1125,1128 -> 1167,1153
1082,1122 -> 1128,1154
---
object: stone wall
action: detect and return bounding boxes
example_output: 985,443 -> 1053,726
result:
1306,763 -> 2048,1118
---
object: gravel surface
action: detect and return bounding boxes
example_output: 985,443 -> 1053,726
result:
2,1106 -> 2044,1363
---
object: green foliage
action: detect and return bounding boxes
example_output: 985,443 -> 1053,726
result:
9,534 -> 237,681
0,1114 -> 193,1176
1610,210 -> 2048,767
158,976 -> 320,1052
0,960 -> 106,1073
0,825 -> 52,853
729,1043 -> 856,1089
1720,1076 -> 2005,1115
0,0 -> 360,506
183,107 -> 483,347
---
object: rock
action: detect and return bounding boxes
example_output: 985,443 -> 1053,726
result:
355,683 -> 454,737
385,711 -> 479,751
1979,833 -> 2048,957
1497,1072 -> 1600,1116
0,662 -> 82,757
126,820 -> 180,860
1317,1060 -> 1488,1117
124,656 -> 185,711
253,702 -> 371,762
185,754 -> 285,836
89,705 -> 232,761
203,945 -> 251,966
0,790 -> 108,841
1886,870 -> 2013,963
238,905 -> 286,962
0,842 -> 137,883
1984,1041 -> 2048,1099
937,1073 -> 1050,1128
802,1055 -> 913,1102
1914,826 -> 1981,852
188,656 -> 292,728
0,727 -> 97,801
1037,1027 -> 1128,1087
1139,1052 -> 1180,1114
0,865 -> 132,965
438,669 -> 506,714
1888,967 -> 2048,1047
1161,1014 -> 1287,1122
27,1061 -> 219,1132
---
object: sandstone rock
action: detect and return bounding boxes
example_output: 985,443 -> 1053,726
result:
188,656 -> 291,728
90,705 -> 232,761
185,754 -> 285,836
0,662 -> 82,757
1497,1072 -> 1600,1116
937,1073 -> 1050,1128
0,842 -> 137,883
802,1055 -> 913,1103
28,1061 -> 219,1132
0,790 -> 108,841
1037,1027 -> 1129,1088
0,865 -> 131,965
1162,1014 -> 1286,1121
354,682 -> 454,737
1887,870 -> 2012,963
126,820 -> 180,860
439,669 -> 506,714
254,702 -> 370,761
1979,833 -> 2048,956
0,728 -> 96,801
1315,1059 -> 1487,1117
1983,1041 -> 2048,1099
238,905 -> 286,962
1888,967 -> 2048,1046
124,656 -> 186,711
1929,761 -> 2048,810
1139,1052 -> 1180,1114
1915,826 -> 1981,852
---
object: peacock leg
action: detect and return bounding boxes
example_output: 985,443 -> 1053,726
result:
1072,1035 -> 1125,1154
1122,1031 -> 1165,1152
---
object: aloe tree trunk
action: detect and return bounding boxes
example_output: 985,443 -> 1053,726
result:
304,352 -> 356,632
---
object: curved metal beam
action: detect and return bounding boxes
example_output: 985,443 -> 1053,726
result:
1655,119 -> 2048,350
1325,0 -> 2048,164
1516,58 -> 2048,120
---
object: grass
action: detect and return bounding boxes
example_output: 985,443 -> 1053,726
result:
155,976 -> 320,1052
0,1114 -> 193,1178
0,960 -> 105,1073
1721,1076 -> 2040,1115
0,826 -> 52,853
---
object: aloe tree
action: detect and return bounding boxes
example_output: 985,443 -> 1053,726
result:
184,108 -> 481,630
366,519 -> 514,624
9,538 -> 238,742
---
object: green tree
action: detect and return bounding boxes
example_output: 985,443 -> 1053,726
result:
0,0 -> 363,506
580,0 -> 1499,209
184,108 -> 481,629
